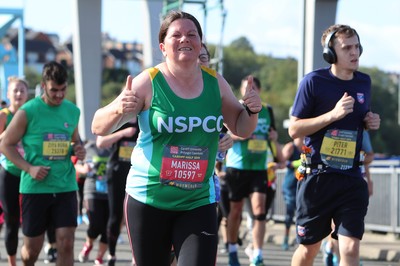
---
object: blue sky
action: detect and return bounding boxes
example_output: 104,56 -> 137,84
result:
1,0 -> 399,73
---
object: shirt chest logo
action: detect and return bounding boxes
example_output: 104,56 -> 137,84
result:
357,93 -> 365,104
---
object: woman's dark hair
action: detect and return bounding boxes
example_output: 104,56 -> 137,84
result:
158,10 -> 203,44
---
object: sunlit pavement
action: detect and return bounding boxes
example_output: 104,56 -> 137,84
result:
1,220 -> 398,265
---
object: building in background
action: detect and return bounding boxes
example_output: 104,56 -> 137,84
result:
3,28 -> 143,76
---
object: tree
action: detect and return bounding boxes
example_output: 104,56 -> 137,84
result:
230,37 -> 255,53
223,38 -> 261,91
361,67 -> 400,155
101,81 -> 124,106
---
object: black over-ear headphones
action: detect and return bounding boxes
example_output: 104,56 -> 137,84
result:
322,29 -> 363,64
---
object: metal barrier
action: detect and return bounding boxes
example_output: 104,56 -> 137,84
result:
270,165 -> 400,234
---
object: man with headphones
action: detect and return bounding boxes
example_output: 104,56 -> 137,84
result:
288,24 -> 380,266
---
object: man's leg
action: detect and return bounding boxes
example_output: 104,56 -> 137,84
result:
250,191 -> 266,263
227,200 -> 244,265
21,234 -> 45,266
291,242 -> 321,266
338,235 -> 360,266
227,200 -> 244,245
250,192 -> 266,249
55,227 -> 76,266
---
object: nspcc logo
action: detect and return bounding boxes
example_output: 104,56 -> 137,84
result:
158,115 -> 223,133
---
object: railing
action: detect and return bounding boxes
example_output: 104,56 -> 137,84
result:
270,162 -> 400,234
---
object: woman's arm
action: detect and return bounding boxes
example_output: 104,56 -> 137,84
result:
219,75 -> 261,138
92,72 -> 151,136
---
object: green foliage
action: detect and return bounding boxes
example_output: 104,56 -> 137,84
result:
229,37 -> 254,52
98,69 -> 129,106
24,66 -> 41,100
257,56 -> 298,143
223,41 -> 261,91
66,84 -> 76,103
24,66 -> 41,88
101,81 -> 124,106
360,67 -> 400,155
103,68 -> 130,84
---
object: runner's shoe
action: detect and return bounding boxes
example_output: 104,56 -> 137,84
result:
282,235 -> 289,251
250,255 -> 264,266
228,251 -> 241,266
44,248 -> 57,264
94,257 -> 104,265
244,244 -> 253,262
108,255 -> 116,266
78,243 -> 93,262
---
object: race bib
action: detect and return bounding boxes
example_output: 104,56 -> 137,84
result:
118,141 -> 135,162
43,133 -> 70,160
247,139 -> 267,153
160,145 -> 209,190
320,129 -> 357,170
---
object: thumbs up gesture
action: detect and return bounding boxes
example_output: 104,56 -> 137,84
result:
116,75 -> 139,115
242,75 -> 262,115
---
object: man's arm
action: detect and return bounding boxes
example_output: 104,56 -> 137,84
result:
289,92 -> 355,139
96,127 -> 136,149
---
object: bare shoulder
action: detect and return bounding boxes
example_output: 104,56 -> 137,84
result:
131,69 -> 153,110
132,69 -> 152,89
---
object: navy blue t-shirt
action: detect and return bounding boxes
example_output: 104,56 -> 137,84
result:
291,67 -> 371,177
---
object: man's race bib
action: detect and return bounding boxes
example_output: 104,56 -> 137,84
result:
247,139 -> 268,153
160,145 -> 209,190
320,129 -> 357,170
43,133 -> 70,160
118,141 -> 136,162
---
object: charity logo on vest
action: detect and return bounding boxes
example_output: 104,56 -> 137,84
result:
255,121 -> 270,134
157,115 -> 223,133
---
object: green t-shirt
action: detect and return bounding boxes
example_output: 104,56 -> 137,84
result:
19,96 -> 80,193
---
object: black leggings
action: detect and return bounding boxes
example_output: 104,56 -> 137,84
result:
217,186 -> 230,229
87,198 -> 109,243
77,181 -> 85,216
125,195 -> 218,266
0,168 -> 20,256
107,164 -> 129,256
